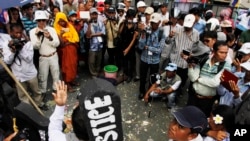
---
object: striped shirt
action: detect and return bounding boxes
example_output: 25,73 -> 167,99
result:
188,58 -> 231,96
22,17 -> 37,35
167,26 -> 199,69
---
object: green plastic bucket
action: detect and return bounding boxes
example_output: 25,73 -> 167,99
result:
104,65 -> 118,79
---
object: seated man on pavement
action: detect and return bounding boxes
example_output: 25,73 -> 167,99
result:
144,63 -> 181,110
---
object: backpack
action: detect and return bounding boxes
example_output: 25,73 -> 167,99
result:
199,54 -> 226,73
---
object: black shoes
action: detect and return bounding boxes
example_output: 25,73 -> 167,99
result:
126,77 -> 132,83
138,93 -> 144,100
133,77 -> 140,82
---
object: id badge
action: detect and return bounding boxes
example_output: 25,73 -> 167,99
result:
148,51 -> 153,55
97,36 -> 103,42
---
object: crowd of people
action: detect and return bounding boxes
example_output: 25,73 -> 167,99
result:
0,0 -> 250,140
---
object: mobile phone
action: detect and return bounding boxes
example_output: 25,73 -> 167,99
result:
183,49 -> 190,56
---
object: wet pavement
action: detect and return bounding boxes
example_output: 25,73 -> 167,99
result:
43,62 -> 188,141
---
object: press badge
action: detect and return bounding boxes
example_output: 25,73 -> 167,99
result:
148,51 -> 153,55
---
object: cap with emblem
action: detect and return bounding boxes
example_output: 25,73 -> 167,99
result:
149,13 -> 161,23
183,14 -> 195,28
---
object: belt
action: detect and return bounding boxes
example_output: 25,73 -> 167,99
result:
40,51 -> 56,57
196,93 -> 214,99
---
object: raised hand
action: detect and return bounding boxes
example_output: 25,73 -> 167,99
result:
52,81 -> 68,106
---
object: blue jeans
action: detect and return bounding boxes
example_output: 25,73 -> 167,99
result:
150,91 -> 176,108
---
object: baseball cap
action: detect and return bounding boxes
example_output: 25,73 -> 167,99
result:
165,63 -> 177,71
149,13 -> 161,23
172,106 -> 208,133
104,0 -> 112,5
183,14 -> 195,28
108,7 -> 116,13
34,10 -> 48,21
90,8 -> 98,14
239,43 -> 250,54
160,2 -> 168,7
217,32 -> 226,41
145,7 -> 154,15
68,10 -> 77,17
241,61 -> 250,71
117,2 -> 125,10
220,20 -> 232,28
137,1 -> 146,8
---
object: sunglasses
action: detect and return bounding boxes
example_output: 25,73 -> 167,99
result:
37,19 -> 46,22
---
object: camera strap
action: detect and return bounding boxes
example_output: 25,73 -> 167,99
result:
109,21 -> 115,40
40,35 -> 45,44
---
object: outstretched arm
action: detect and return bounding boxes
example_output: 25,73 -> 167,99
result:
48,81 -> 68,141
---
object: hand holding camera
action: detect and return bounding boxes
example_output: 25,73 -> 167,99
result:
8,39 -> 26,52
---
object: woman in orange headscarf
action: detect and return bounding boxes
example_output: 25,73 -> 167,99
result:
54,12 -> 79,92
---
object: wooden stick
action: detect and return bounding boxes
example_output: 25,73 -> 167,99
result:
0,58 -> 44,116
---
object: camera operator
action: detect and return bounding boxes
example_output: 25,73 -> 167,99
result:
4,23 -> 48,110
29,10 -> 60,100
137,13 -> 166,99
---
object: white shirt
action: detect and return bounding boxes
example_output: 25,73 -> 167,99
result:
29,26 -> 60,55
0,33 -> 12,70
3,41 -> 37,82
49,105 -> 67,141
160,12 -> 169,27
237,13 -> 250,30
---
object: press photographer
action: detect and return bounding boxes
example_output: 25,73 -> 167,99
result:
84,7 -> 106,77
105,6 -> 119,64
30,10 -> 60,98
6,23 -> 49,111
